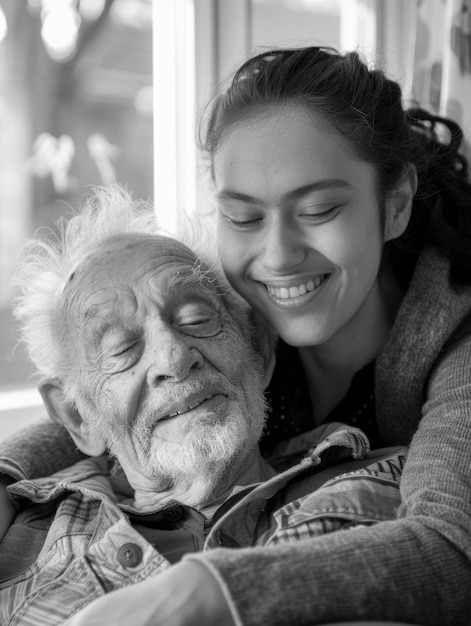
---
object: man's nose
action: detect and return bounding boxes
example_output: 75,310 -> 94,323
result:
147,333 -> 204,386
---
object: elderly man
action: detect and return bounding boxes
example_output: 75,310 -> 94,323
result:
0,187 -> 406,626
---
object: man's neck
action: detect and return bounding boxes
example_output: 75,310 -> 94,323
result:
130,450 -> 276,513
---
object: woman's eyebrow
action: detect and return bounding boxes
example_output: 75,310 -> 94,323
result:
216,179 -> 352,206
283,179 -> 353,202
216,189 -> 263,205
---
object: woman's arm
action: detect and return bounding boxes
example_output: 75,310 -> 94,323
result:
0,416 -> 84,481
0,473 -> 15,542
64,562 -> 236,626
182,332 -> 471,625
0,417 -> 84,541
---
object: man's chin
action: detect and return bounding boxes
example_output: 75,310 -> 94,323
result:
131,398 -> 265,499
145,422 -> 248,486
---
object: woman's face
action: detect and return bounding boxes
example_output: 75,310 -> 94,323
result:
213,107 -> 387,348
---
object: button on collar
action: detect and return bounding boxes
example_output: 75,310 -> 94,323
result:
117,543 -> 143,568
163,505 -> 184,523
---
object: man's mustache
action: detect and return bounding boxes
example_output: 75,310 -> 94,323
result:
135,371 -> 239,431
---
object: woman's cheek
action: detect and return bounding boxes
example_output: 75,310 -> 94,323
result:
218,239 -> 243,286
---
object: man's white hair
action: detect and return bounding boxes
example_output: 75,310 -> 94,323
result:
13,184 -> 250,388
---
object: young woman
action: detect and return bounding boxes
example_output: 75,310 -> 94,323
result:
2,47 -> 471,625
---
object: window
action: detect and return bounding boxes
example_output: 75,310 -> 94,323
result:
0,0 -> 153,436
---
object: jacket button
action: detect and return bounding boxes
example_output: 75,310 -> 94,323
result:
163,505 -> 184,523
117,543 -> 143,568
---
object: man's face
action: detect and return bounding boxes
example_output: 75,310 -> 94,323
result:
61,236 -> 266,501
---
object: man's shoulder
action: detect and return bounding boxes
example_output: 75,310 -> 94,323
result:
7,456 -> 115,507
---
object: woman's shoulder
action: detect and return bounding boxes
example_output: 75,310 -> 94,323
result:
376,247 -> 471,445
395,247 -> 471,338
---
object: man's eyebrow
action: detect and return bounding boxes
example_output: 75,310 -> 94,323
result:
80,308 -> 121,337
216,179 -> 352,205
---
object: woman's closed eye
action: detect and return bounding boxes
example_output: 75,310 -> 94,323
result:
219,207 -> 263,229
300,204 -> 343,223
218,202 -> 343,229
225,215 -> 262,228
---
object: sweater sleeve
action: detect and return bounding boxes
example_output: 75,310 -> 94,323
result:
184,334 -> 471,626
0,417 -> 84,481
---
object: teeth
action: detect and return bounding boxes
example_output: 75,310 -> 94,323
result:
167,398 -> 206,419
266,275 -> 327,300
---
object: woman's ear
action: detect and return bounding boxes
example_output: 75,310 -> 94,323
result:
384,163 -> 418,242
38,380 -> 107,457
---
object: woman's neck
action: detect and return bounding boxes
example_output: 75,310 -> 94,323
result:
298,266 -> 404,422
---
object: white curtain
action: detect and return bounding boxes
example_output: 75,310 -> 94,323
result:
412,0 -> 471,157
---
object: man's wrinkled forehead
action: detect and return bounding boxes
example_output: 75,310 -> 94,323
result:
61,234 -> 219,325
63,234 -> 199,289
88,233 -> 199,272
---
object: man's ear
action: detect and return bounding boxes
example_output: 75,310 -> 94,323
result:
39,380 -> 106,457
384,163 -> 418,242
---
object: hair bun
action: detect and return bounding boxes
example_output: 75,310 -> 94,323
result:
407,107 -> 467,176
407,108 -> 463,153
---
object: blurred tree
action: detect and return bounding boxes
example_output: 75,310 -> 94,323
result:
0,0 -> 153,389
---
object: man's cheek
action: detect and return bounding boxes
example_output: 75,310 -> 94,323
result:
212,339 -> 243,375
84,373 -> 109,408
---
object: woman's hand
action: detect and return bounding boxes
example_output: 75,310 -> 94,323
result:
65,560 -> 236,626
0,474 -> 15,542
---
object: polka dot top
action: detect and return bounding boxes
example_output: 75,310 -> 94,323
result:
260,340 -> 380,453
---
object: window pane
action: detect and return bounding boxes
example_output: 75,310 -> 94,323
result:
0,0 -> 153,400
251,0 -> 341,49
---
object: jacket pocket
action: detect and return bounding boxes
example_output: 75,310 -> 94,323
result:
266,471 -> 404,545
4,555 -> 106,626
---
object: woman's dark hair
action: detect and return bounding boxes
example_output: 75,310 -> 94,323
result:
200,46 -> 471,288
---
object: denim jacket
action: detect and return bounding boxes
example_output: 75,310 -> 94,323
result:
0,425 -> 407,626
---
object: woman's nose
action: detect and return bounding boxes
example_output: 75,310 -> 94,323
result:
260,220 -> 305,271
147,333 -> 204,386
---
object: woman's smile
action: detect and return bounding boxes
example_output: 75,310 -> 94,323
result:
258,273 -> 330,306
